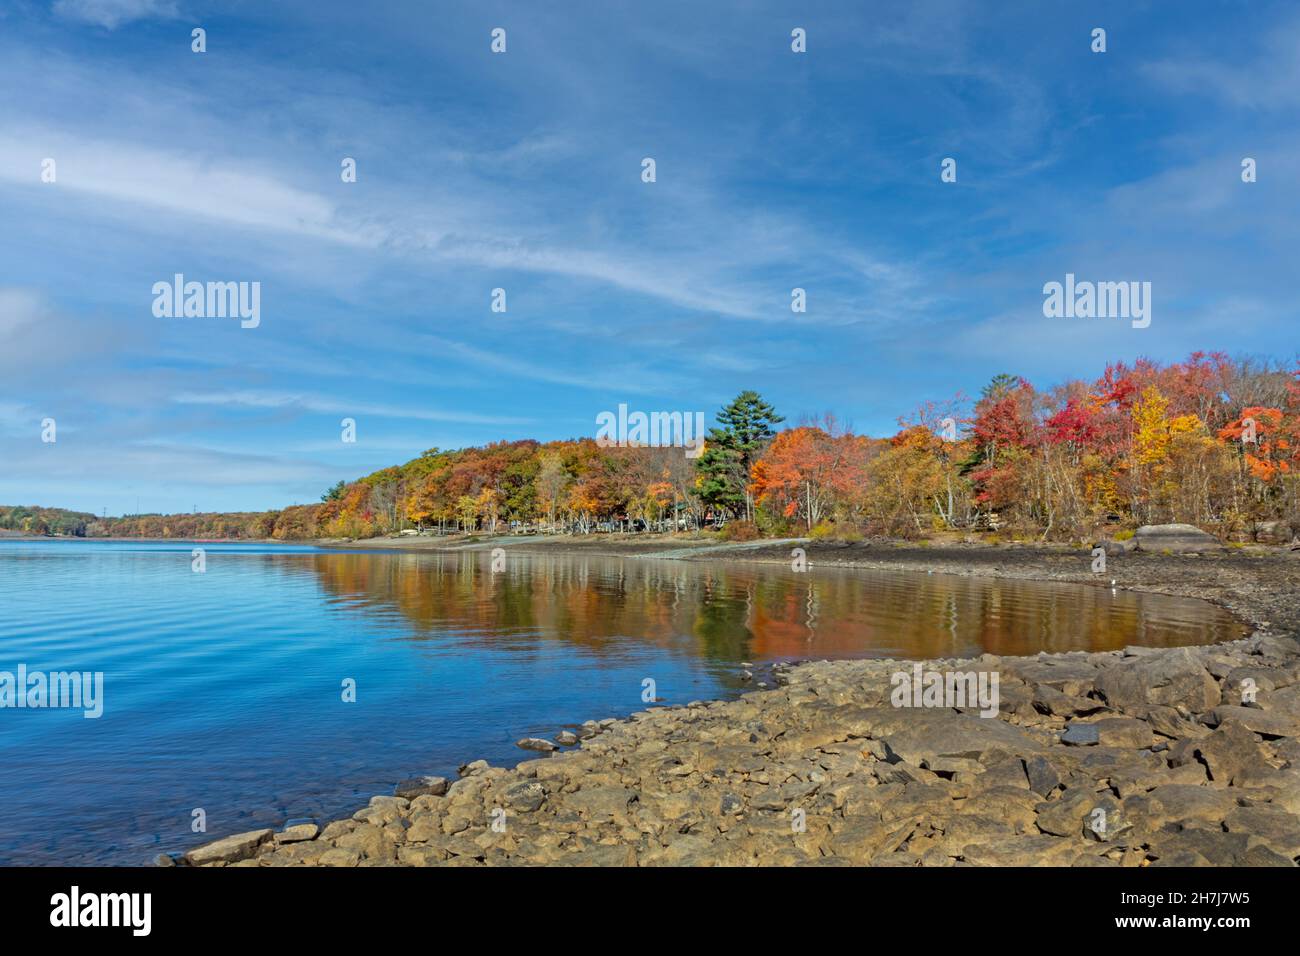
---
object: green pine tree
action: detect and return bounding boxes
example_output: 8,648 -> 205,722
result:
695,390 -> 784,522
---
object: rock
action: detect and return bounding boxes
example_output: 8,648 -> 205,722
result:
1061,722 -> 1099,746
555,731 -> 579,746
1123,785 -> 1237,831
395,776 -> 449,799
926,756 -> 984,775
561,786 -> 636,824
1242,845 -> 1297,866
1224,805 -> 1300,858
334,823 -> 396,861
1033,684 -> 1104,717
184,829 -> 272,866
1209,705 -> 1300,739
318,848 -> 361,867
516,737 -> 558,752
1147,830 -> 1251,866
1195,721 -> 1270,785
1004,659 -> 1100,697
1024,756 -> 1062,797
1094,647 -> 1220,714
1094,717 -> 1155,749
273,822 -> 319,844
874,709 -> 1044,765
1035,789 -> 1102,838
458,759 -> 490,776
1253,519 -> 1295,545
961,835 -> 1079,866
397,845 -> 445,866
502,781 -> 546,812
153,853 -> 176,867
1133,523 -> 1225,553
1096,539 -> 1135,556
1146,705 -> 1209,740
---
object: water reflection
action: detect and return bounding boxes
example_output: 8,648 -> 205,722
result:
296,551 -> 1245,662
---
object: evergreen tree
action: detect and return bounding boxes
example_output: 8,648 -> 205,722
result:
321,480 -> 347,503
695,390 -> 784,521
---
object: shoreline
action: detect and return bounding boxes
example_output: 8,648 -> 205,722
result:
176,539 -> 1300,868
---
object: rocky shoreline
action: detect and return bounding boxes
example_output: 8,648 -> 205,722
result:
177,544 -> 1300,867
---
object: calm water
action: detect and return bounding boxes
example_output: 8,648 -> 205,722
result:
0,539 -> 1245,865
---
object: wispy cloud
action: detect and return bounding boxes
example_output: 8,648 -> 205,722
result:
53,0 -> 180,30
170,391 -> 535,426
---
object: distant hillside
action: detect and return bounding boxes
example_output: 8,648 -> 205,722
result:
0,504 -> 319,540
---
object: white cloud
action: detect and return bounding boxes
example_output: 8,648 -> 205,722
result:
53,0 -> 180,30
170,390 -> 535,426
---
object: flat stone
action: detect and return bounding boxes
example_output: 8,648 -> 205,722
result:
1094,717 -> 1155,749
273,823 -> 319,844
1025,756 -> 1062,797
1095,648 -> 1220,714
1061,722 -> 1099,746
395,776 -> 449,799
1223,805 -> 1300,858
1147,829 -> 1251,866
1210,705 -> 1300,738
874,709 -> 1045,764
184,829 -> 273,866
1133,523 -> 1225,553
961,835 -> 1078,866
516,737 -> 558,752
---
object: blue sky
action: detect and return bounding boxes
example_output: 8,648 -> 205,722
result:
1,0 -> 1296,515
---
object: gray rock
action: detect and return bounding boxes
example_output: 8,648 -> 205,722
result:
1195,721 -> 1271,785
554,731 -> 579,746
1209,705 -> 1300,739
1133,523 -> 1224,553
516,737 -> 558,752
1253,519 -> 1295,545
1097,538 -> 1137,556
1224,805 -> 1300,858
1024,756 -> 1062,797
1061,722 -> 1100,746
1095,647 -> 1221,713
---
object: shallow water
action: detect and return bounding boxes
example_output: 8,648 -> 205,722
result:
0,540 -> 1245,864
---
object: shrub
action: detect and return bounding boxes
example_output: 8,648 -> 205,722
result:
720,521 -> 760,542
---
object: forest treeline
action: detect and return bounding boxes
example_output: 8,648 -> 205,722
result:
4,351 -> 1298,543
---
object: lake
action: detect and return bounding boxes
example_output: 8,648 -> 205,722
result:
0,539 -> 1246,865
